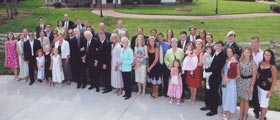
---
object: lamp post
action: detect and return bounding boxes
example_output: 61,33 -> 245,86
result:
215,0 -> 218,14
100,0 -> 103,17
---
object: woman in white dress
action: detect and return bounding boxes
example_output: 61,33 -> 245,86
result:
110,33 -> 123,95
51,48 -> 64,87
17,34 -> 29,81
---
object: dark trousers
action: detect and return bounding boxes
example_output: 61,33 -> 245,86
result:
205,76 -> 221,113
28,56 -> 36,83
181,73 -> 186,99
122,71 -> 132,97
159,64 -> 170,97
75,62 -> 86,87
87,63 -> 99,89
62,59 -> 72,81
251,84 -> 260,114
101,69 -> 111,90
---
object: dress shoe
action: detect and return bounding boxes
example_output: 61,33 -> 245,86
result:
200,107 -> 209,111
96,87 -> 100,92
206,111 -> 217,116
122,95 -> 127,97
102,89 -> 112,94
254,113 -> 259,119
124,97 -> 131,100
81,84 -> 87,89
29,81 -> 34,85
88,86 -> 94,90
77,85 -> 81,89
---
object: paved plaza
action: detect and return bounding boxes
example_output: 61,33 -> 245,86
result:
1,75 -> 280,120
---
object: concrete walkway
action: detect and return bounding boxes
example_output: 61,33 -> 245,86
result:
91,9 -> 280,20
1,75 -> 280,120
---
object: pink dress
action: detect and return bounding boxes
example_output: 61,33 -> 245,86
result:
182,50 -> 198,71
167,68 -> 183,99
5,41 -> 18,68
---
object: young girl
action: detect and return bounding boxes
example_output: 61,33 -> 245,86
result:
50,48 -> 64,87
167,59 -> 183,105
182,43 -> 198,78
36,49 -> 45,82
133,50 -> 145,69
203,45 -> 213,89
44,45 -> 52,85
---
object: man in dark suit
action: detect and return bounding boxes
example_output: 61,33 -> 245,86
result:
224,31 -> 242,56
23,32 -> 42,85
82,31 -> 101,92
96,22 -> 111,40
67,28 -> 84,88
177,31 -> 189,51
44,23 -> 54,43
98,32 -> 112,93
177,31 -> 190,101
131,27 -> 148,51
201,41 -> 226,116
187,26 -> 199,43
35,16 -> 45,38
72,17 -> 84,32
63,14 -> 74,30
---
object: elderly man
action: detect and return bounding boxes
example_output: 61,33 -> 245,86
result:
63,14 -> 74,30
82,31 -> 101,92
96,22 -> 111,40
224,31 -> 242,56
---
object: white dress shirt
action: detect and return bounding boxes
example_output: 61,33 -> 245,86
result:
55,40 -> 70,59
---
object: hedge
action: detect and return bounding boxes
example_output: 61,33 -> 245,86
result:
270,4 -> 280,13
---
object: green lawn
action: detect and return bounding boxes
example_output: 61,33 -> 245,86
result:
115,0 -> 270,16
0,0 -> 280,111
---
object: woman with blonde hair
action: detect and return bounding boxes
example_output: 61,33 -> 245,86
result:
5,32 -> 19,80
237,47 -> 257,120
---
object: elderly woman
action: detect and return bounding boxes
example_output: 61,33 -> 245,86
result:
164,38 -> 184,96
111,33 -> 123,95
55,33 -> 71,85
118,37 -> 134,100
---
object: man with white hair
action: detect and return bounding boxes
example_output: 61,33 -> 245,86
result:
224,31 -> 242,56
82,31 -> 101,92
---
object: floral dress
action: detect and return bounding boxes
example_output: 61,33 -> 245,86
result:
5,41 -> 18,68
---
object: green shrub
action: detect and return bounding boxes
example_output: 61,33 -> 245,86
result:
224,0 -> 255,1
270,4 -> 280,13
143,0 -> 161,4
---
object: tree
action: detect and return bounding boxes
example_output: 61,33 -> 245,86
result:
3,0 -> 18,19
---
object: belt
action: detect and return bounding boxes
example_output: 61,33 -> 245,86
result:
241,75 -> 252,79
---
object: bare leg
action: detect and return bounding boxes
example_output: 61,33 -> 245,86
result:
142,83 -> 146,96
137,83 -> 141,95
190,87 -> 194,101
239,99 -> 244,120
192,88 -> 197,103
243,100 -> 249,120
155,85 -> 159,97
260,108 -> 268,120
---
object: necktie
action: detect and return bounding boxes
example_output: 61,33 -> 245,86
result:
159,45 -> 163,64
86,42 -> 90,52
182,41 -> 185,50
77,37 -> 80,48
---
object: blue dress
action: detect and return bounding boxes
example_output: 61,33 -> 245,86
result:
222,61 -> 237,114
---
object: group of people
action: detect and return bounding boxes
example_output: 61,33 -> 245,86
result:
4,14 -> 278,120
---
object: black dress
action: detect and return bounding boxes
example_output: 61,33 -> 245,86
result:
148,52 -> 161,85
257,66 -> 272,91
44,52 -> 52,78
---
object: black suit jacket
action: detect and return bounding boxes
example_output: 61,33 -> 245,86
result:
23,39 -> 42,61
63,20 -> 75,29
72,24 -> 85,30
82,38 -> 100,65
95,31 -> 112,41
99,39 -> 111,68
35,25 -> 46,38
205,51 -> 226,84
131,34 -> 148,51
224,41 -> 242,56
186,35 -> 199,42
177,39 -> 190,51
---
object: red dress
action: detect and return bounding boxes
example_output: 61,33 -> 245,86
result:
5,41 -> 18,69
186,51 -> 202,88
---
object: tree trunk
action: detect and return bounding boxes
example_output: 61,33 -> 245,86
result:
4,0 -> 10,18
